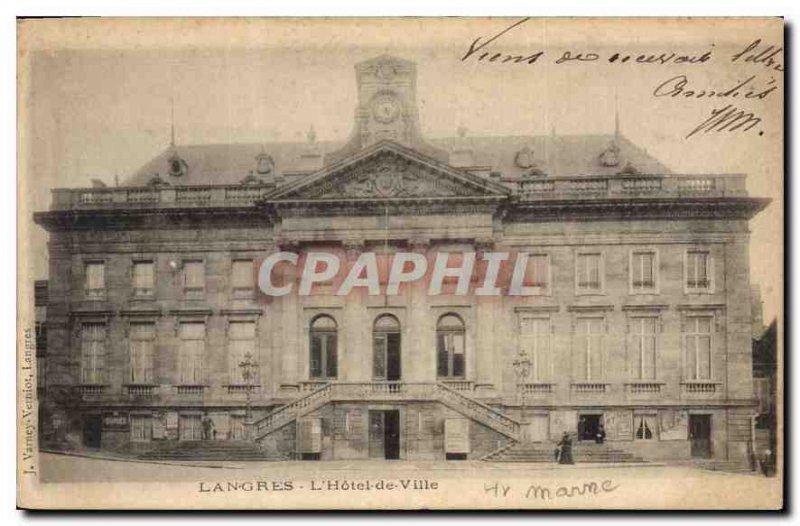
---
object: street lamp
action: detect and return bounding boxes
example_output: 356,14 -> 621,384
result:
238,352 -> 259,425
512,349 -> 532,440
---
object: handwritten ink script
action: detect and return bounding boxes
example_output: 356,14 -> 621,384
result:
461,18 -> 782,139
484,479 -> 620,501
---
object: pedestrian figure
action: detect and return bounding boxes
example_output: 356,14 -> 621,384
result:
202,415 -> 213,440
760,449 -> 774,477
595,424 -> 606,444
557,432 -> 574,464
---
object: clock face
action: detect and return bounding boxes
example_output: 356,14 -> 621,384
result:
371,96 -> 401,124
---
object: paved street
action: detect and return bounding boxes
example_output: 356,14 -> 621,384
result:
38,451 -> 761,482
30,452 -> 781,509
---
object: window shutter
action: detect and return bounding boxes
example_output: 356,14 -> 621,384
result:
326,333 -> 338,378
436,333 -> 448,377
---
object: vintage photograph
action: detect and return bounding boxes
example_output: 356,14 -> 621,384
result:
17,17 -> 783,509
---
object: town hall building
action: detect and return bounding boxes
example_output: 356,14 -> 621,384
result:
34,55 -> 769,465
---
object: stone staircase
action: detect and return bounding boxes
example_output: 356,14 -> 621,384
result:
484,441 -> 647,463
251,381 -> 522,444
253,383 -> 333,442
138,440 -> 288,461
434,383 -> 521,440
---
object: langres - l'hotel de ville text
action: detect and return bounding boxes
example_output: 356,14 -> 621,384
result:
34,55 -> 769,465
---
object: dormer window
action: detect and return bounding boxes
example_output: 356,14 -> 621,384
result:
599,143 -> 621,167
514,146 -> 535,169
256,153 -> 274,175
167,152 -> 187,177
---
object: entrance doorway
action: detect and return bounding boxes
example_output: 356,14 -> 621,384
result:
689,414 -> 712,458
578,414 -> 602,441
82,414 -> 102,448
369,410 -> 401,460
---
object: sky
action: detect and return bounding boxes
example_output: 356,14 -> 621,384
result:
18,18 -> 783,323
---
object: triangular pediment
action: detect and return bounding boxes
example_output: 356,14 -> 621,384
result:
270,141 -> 510,201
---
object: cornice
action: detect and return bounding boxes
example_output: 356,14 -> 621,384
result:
33,194 -> 771,232
505,197 -> 771,222
33,207 -> 272,232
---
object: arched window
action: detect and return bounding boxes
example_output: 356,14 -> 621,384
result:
373,315 -> 401,381
310,315 -> 337,379
437,314 -> 465,378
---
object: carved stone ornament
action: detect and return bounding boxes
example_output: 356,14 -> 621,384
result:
298,154 -> 481,200
240,171 -> 261,185
371,93 -> 402,124
523,165 -> 547,178
599,142 -> 621,167
617,162 -> 640,175
146,173 -> 170,187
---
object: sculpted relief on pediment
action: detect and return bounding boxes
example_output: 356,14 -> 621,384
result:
296,156 -> 483,200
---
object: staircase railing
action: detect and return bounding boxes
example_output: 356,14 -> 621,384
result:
435,383 -> 522,439
252,381 -> 523,443
252,383 -> 332,440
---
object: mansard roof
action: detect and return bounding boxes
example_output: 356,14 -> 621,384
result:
123,132 -> 671,188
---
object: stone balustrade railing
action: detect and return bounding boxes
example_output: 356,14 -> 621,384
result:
520,383 -> 553,394
51,173 -> 747,211
517,173 -> 746,200
54,184 -> 275,210
435,383 -> 521,439
681,381 -> 720,394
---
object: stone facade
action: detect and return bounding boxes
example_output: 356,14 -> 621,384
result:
34,55 -> 769,464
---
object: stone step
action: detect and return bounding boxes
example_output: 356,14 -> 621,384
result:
487,442 -> 646,463
138,440 -> 286,461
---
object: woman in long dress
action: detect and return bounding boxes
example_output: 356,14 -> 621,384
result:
557,432 -> 574,464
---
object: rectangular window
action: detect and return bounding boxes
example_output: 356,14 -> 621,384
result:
310,331 -> 338,379
521,317 -> 551,381
437,332 -> 465,378
129,323 -> 155,384
84,262 -> 105,298
373,332 -> 399,380
634,414 -> 657,440
517,253 -> 550,292
685,316 -> 713,380
132,261 -> 155,298
131,414 -> 153,442
183,260 -> 205,299
686,250 -> 712,292
80,323 -> 106,384
228,321 -> 256,384
179,322 -> 205,385
576,253 -> 603,293
576,317 -> 604,381
36,355 -> 46,390
179,414 -> 203,441
631,251 -> 657,293
630,317 -> 657,380
231,260 -> 255,298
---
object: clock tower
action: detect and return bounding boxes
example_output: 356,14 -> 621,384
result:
326,54 -> 448,164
